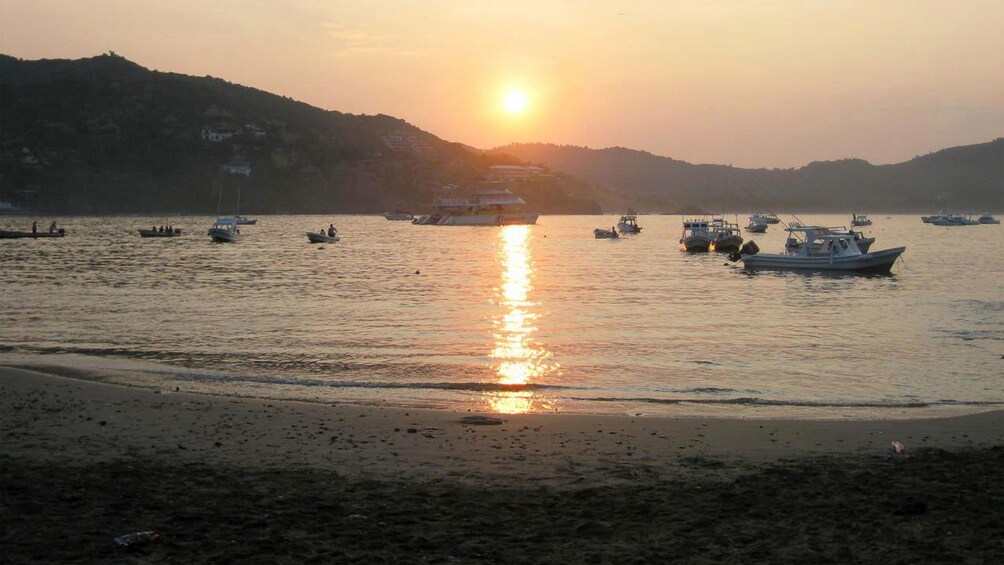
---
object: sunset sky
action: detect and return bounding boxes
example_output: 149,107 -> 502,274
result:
2,0 -> 1002,168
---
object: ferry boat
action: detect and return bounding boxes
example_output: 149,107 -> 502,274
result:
680,218 -> 712,252
412,188 -> 537,226
738,225 -> 904,273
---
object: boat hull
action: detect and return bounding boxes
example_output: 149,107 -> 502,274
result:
208,228 -> 239,243
743,247 -> 905,274
139,229 -> 181,238
593,229 -> 618,239
745,223 -> 768,233
712,234 -> 743,253
306,232 -> 340,243
0,230 -> 66,239
681,235 -> 711,252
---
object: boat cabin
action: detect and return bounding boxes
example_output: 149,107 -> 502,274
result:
784,226 -> 865,258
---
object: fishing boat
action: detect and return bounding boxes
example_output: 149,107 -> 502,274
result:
138,226 -> 182,238
977,212 -> 1000,225
745,216 -> 768,233
412,187 -> 537,226
616,215 -> 642,233
234,215 -> 258,225
850,214 -> 872,226
593,228 -> 619,239
382,211 -> 415,221
709,217 -> 743,253
737,225 -> 904,273
679,218 -> 712,252
306,231 -> 340,243
207,217 -> 240,243
931,213 -> 978,226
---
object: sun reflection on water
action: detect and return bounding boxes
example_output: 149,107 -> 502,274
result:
487,225 -> 556,413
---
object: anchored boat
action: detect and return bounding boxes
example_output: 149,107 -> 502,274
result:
736,225 -> 904,274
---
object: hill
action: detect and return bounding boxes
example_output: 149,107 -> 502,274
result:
0,53 -> 604,214
492,140 -> 1004,213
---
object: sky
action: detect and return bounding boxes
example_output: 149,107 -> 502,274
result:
2,0 -> 1003,168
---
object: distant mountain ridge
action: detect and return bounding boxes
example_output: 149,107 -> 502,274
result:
492,139 -> 1004,213
0,53 -> 603,214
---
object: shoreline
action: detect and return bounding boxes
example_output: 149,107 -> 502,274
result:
3,365 -> 1003,562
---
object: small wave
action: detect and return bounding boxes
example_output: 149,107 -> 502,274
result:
570,396 -> 1004,409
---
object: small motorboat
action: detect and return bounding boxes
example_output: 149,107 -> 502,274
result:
751,213 -> 780,224
307,231 -> 340,243
139,227 -> 182,238
736,225 -> 904,274
977,212 -> 1000,225
234,215 -> 257,225
850,214 -> 872,226
208,217 -> 240,243
616,215 -> 642,233
745,217 -> 768,233
383,211 -> 415,221
593,228 -> 619,239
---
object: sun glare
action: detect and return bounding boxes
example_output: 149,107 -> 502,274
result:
503,91 -> 528,114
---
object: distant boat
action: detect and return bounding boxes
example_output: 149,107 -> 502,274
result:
616,215 -> 642,233
138,227 -> 182,238
745,216 -> 768,233
307,231 -> 340,243
412,187 -> 537,226
738,225 -> 903,273
850,214 -> 872,226
234,215 -> 257,225
680,218 -> 712,252
751,213 -> 780,224
383,211 -> 415,221
0,228 -> 66,239
931,213 -> 978,226
593,228 -> 619,239
977,212 -> 1000,224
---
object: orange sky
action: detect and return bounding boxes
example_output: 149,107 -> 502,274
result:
2,0 -> 1002,168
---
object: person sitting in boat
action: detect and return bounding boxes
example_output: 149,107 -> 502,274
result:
48,221 -> 57,233
327,224 -> 337,237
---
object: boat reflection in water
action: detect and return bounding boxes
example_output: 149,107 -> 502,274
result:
487,225 -> 557,414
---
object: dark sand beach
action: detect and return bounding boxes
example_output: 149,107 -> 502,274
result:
2,366 -> 1002,563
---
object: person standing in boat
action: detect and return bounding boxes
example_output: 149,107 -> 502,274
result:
327,224 -> 337,237
32,221 -> 37,234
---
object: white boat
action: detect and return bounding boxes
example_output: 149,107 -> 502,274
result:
306,231 -> 340,243
850,214 -> 872,226
739,225 -> 904,273
931,213 -> 978,226
745,217 -> 768,233
680,218 -> 712,252
412,187 -> 537,226
616,215 -> 642,233
208,217 -> 240,243
751,213 -> 780,224
709,216 -> 743,253
921,211 -> 948,223
593,228 -> 619,239
382,211 -> 415,221
977,213 -> 1000,224
234,215 -> 257,225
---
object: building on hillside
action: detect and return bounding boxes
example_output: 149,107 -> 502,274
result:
488,164 -> 545,180
383,131 -> 432,155
202,128 -> 235,143
221,160 -> 251,176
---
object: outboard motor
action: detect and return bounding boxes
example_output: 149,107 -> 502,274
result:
729,240 -> 759,262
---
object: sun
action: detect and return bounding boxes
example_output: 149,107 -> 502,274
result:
503,91 -> 528,114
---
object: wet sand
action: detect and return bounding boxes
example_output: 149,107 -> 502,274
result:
2,366 -> 1002,563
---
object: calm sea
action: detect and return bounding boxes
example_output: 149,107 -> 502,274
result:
2,214 -> 1002,418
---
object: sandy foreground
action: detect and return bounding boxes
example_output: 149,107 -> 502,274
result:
2,365 -> 1002,563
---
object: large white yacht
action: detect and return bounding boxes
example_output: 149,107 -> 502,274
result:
412,187 -> 538,226
737,225 -> 904,273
